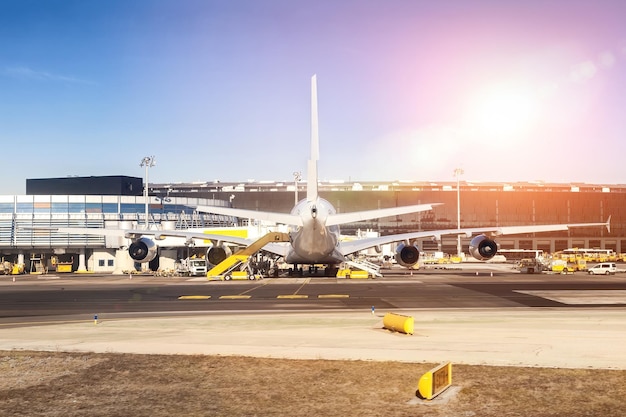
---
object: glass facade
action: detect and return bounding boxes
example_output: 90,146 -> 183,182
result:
0,195 -> 232,251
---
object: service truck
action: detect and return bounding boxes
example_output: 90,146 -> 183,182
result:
187,258 -> 207,276
176,258 -> 208,277
517,258 -> 544,274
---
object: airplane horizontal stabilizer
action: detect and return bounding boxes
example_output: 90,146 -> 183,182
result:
196,205 -> 303,226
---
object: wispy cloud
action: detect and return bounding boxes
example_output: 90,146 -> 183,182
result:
2,66 -> 95,85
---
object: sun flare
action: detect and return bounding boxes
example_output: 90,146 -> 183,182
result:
468,83 -> 539,137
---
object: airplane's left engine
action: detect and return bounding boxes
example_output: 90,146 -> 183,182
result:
469,234 -> 499,261
394,243 -> 420,267
128,237 -> 158,263
206,244 -> 232,266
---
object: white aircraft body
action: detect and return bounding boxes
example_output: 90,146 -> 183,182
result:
47,75 -> 610,269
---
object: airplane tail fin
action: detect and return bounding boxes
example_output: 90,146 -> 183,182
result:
307,74 -> 319,202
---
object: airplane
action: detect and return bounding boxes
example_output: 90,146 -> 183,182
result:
43,75 -> 610,272
192,75 -> 610,270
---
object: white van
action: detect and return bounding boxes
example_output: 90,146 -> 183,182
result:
587,262 -> 617,275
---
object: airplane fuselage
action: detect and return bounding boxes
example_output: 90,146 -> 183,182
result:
285,197 -> 343,264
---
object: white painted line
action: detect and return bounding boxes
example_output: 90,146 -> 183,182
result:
515,290 -> 626,305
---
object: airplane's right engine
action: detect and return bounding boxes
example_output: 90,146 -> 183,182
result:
394,243 -> 420,267
468,234 -> 499,261
206,244 -> 233,266
128,237 -> 158,263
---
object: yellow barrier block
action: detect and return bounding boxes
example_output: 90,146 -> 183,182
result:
277,295 -> 309,299
382,312 -> 414,335
318,294 -> 350,299
416,362 -> 452,400
219,295 -> 252,300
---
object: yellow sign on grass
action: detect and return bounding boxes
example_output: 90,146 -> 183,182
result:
416,362 -> 452,400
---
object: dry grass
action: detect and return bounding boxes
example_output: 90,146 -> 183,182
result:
1,350 -> 625,417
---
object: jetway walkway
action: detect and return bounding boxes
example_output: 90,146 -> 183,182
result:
207,232 -> 290,280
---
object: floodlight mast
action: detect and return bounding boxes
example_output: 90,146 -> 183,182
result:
454,168 -> 464,257
140,156 -> 156,229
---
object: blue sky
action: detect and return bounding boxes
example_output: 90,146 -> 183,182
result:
1,0 -> 625,194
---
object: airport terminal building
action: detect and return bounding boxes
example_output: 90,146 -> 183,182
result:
1,176 -> 624,273
2,176 -> 235,273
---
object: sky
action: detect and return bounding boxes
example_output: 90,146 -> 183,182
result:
1,0 -> 626,194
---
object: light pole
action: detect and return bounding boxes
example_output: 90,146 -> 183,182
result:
140,156 -> 156,229
454,168 -> 464,257
293,171 -> 302,205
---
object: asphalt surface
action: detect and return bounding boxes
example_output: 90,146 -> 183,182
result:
2,265 -> 626,369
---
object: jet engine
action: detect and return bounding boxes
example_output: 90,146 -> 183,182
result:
206,244 -> 232,266
469,234 -> 500,261
128,237 -> 158,263
394,243 -> 420,267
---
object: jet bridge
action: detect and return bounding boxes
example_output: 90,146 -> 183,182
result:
206,232 -> 290,280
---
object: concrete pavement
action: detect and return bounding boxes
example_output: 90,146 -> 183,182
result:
1,308 -> 626,369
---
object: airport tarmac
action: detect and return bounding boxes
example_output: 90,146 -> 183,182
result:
2,268 -> 626,370
2,307 -> 626,370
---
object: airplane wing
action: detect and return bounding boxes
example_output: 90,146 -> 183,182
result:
257,242 -> 291,258
196,205 -> 303,226
50,226 -> 291,258
338,218 -> 611,256
325,203 -> 442,226
51,227 -> 256,247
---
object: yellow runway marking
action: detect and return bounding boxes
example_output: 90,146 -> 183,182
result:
219,295 -> 252,300
178,295 -> 211,300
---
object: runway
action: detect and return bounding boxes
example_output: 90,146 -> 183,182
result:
2,268 -> 626,320
1,268 -> 626,369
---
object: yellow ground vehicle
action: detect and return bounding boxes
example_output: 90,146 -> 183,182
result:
336,268 -> 369,279
1,259 -> 25,275
571,259 -> 587,271
556,248 -> 616,264
551,259 -> 575,274
226,270 -> 263,280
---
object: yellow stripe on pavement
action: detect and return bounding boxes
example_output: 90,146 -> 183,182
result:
178,295 -> 211,300
219,295 -> 252,300
318,294 -> 350,299
277,295 -> 309,299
